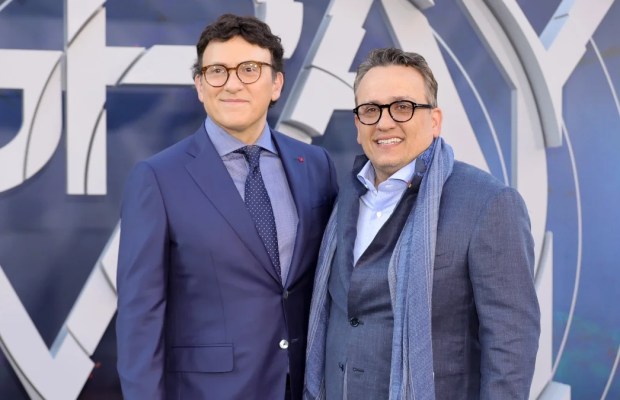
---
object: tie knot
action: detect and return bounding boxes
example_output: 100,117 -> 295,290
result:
236,145 -> 262,169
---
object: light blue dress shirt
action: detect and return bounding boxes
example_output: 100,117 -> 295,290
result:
204,117 -> 298,284
353,159 -> 417,265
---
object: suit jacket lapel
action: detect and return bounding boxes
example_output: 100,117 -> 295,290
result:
272,132 -> 311,287
336,155 -> 368,291
184,127 -> 279,283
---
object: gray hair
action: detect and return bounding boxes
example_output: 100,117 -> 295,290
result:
353,48 -> 438,107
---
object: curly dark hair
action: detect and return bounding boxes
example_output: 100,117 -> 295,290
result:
192,14 -> 284,80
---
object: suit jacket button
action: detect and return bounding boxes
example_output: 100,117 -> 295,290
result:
283,290 -> 289,299
279,339 -> 289,349
349,317 -> 360,327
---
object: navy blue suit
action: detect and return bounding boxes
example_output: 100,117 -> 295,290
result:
116,126 -> 338,399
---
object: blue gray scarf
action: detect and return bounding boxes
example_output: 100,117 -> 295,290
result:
304,137 -> 454,400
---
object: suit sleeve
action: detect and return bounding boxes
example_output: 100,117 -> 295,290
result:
468,187 -> 540,400
116,161 -> 169,400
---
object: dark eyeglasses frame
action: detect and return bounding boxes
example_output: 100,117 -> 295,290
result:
201,61 -> 273,87
352,100 -> 433,125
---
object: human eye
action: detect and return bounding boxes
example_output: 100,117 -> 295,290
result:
394,101 -> 413,112
240,62 -> 259,73
360,104 -> 379,115
207,65 -> 226,75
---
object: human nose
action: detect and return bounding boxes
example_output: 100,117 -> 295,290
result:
376,107 -> 396,129
223,68 -> 244,90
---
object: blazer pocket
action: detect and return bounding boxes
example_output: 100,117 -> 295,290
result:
167,344 -> 233,373
433,250 -> 454,270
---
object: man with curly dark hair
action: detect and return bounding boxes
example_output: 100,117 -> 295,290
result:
116,14 -> 338,400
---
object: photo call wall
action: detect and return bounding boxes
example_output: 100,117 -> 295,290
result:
0,0 -> 618,399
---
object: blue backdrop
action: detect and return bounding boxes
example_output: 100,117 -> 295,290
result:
0,0 -> 618,398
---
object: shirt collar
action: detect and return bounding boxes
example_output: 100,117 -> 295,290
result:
204,116 -> 278,156
357,158 -> 417,192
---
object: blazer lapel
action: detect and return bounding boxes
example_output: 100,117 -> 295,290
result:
184,127 -> 279,283
272,132 -> 311,287
336,155 -> 368,290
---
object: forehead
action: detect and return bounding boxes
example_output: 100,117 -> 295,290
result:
356,65 -> 425,103
202,36 -> 272,65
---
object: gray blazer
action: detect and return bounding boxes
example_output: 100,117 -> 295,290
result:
431,160 -> 540,399
317,159 -> 540,399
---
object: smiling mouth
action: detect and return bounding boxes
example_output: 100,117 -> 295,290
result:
376,138 -> 402,145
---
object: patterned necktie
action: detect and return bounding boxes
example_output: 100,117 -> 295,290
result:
236,145 -> 281,280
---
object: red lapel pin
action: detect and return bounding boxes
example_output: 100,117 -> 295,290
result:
297,156 -> 304,163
